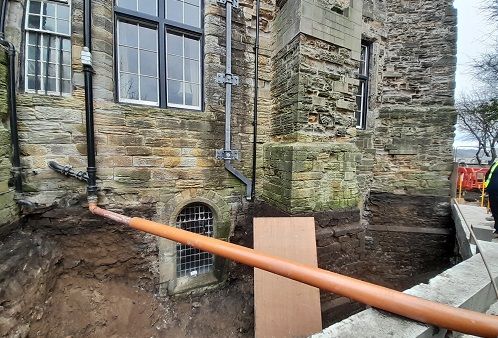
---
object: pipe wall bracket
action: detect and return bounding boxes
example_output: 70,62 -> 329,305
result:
217,0 -> 239,8
216,149 -> 240,161
216,73 -> 239,85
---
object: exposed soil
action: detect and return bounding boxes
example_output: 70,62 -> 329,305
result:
1,204 -> 255,338
28,269 -> 254,338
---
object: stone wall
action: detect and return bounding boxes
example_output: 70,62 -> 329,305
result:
2,0 -> 459,326
262,142 -> 359,212
0,46 -> 19,236
5,0 -> 276,292
360,0 -> 458,292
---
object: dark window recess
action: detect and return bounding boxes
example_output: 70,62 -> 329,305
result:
356,43 -> 370,129
24,0 -> 72,95
115,0 -> 203,109
331,6 -> 344,15
176,203 -> 214,278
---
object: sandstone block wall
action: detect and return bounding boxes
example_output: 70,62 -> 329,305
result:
262,142 -> 359,213
0,47 -> 19,236
0,0 -> 459,325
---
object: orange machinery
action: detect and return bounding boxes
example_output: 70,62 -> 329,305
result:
457,164 -> 489,191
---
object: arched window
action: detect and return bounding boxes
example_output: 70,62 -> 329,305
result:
176,203 -> 214,278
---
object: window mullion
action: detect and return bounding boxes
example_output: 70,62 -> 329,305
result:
159,25 -> 166,107
137,23 -> 141,101
59,37 -> 63,95
45,35 -> 51,95
35,33 -> 41,93
182,36 -> 185,105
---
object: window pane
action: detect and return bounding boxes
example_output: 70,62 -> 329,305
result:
57,4 -> 70,20
46,78 -> 56,91
43,36 -> 56,48
27,76 -> 41,90
119,46 -> 139,73
49,50 -> 58,63
28,15 -> 40,29
117,0 -> 137,11
138,0 -> 157,15
29,1 -> 41,14
167,0 -> 183,23
61,51 -> 71,65
27,61 -> 37,75
118,21 -> 138,47
28,32 -> 38,45
139,26 -> 157,51
167,55 -> 183,80
41,47 -> 57,63
62,39 -> 71,51
46,63 -> 57,77
185,59 -> 199,83
57,20 -> 70,35
120,73 -> 139,100
62,66 -> 71,79
42,17 -> 56,31
167,32 -> 183,56
27,46 -> 37,60
184,38 -> 199,60
168,80 -> 183,105
185,83 -> 199,107
43,2 -> 56,17
184,3 -> 200,28
140,50 -> 158,77
140,76 -> 158,102
62,80 -> 71,93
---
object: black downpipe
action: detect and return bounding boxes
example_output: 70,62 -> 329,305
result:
0,0 -> 22,193
83,0 -> 97,199
251,0 -> 260,201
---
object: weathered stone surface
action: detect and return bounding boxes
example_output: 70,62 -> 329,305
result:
1,0 -> 458,328
0,46 -> 19,236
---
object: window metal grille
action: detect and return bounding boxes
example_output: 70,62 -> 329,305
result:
176,203 -> 214,278
24,0 -> 72,95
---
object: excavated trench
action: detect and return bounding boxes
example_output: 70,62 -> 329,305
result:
1,198 -> 456,337
1,205 -> 254,338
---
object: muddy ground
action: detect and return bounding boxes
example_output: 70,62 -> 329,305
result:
28,267 -> 254,338
1,206 -> 255,338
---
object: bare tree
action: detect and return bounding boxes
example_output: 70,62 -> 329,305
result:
457,93 -> 498,164
474,0 -> 498,91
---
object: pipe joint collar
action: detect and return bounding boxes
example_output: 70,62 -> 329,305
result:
81,47 -> 92,67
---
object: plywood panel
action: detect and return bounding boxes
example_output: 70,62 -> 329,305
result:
254,217 -> 322,338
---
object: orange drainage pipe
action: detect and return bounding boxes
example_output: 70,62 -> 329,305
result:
89,203 -> 498,337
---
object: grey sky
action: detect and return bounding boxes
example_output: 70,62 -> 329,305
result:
454,0 -> 496,99
453,0 -> 496,147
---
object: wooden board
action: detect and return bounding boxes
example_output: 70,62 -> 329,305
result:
254,217 -> 322,338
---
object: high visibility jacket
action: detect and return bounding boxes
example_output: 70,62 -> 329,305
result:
485,160 -> 498,189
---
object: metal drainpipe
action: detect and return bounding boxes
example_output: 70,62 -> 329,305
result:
216,0 -> 252,200
251,0 -> 260,201
0,0 -> 22,193
82,0 -> 97,200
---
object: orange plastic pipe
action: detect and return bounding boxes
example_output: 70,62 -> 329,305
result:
89,203 -> 498,337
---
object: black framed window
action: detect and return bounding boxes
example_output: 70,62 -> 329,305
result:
356,43 -> 370,129
115,0 -> 202,109
24,0 -> 72,95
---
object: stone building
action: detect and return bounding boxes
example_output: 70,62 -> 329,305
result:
0,0 -> 457,333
